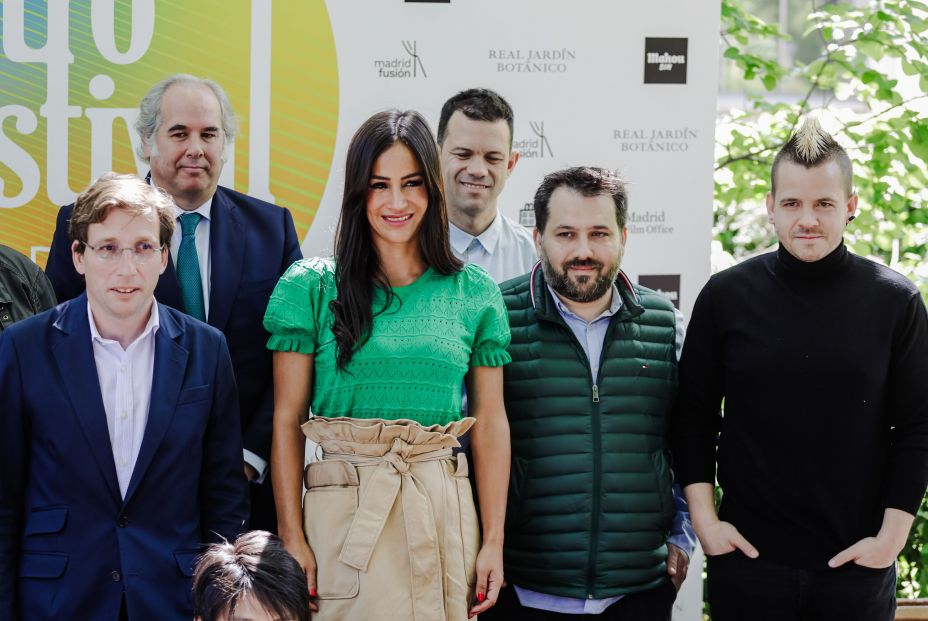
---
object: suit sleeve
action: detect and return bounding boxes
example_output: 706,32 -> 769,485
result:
240,207 -> 303,463
281,206 -> 303,271
0,332 -> 27,619
45,205 -> 85,303
200,334 -> 249,541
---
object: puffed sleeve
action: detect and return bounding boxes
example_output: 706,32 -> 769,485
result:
466,265 -> 512,368
263,258 -> 334,355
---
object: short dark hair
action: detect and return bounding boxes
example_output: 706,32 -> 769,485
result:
192,531 -> 310,621
771,119 -> 853,197
437,88 -> 514,147
534,166 -> 628,233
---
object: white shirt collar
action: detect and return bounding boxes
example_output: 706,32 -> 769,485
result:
173,196 -> 213,221
449,212 -> 503,255
88,300 -> 161,348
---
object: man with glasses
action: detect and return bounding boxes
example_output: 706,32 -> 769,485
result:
0,173 -> 248,621
45,74 -> 302,533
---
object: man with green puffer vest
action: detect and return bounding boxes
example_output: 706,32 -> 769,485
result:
484,167 -> 694,620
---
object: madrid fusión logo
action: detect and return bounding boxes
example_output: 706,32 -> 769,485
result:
374,41 -> 427,78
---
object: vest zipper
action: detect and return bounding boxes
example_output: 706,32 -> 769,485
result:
551,317 -> 612,599
586,371 -> 602,599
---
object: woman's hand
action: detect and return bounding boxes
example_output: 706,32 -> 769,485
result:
469,540 -> 504,618
282,535 -> 320,612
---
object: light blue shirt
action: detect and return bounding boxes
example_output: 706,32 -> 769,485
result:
449,213 -> 537,284
514,284 -> 695,614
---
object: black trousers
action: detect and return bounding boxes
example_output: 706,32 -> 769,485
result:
249,475 -> 278,534
707,551 -> 896,621
482,581 -> 676,621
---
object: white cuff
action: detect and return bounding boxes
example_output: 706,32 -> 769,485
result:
243,449 -> 269,484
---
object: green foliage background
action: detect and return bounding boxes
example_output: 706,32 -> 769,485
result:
715,0 -> 927,300
711,0 -> 928,611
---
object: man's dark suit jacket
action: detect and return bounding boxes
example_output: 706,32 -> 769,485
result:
45,184 -> 303,487
0,294 -> 249,621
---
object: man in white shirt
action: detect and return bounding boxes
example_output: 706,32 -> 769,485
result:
0,173 -> 247,621
438,88 -> 537,284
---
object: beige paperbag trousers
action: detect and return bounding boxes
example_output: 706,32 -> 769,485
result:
301,416 -> 481,621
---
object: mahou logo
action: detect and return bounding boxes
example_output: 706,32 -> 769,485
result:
644,38 -> 688,84
638,275 -> 681,309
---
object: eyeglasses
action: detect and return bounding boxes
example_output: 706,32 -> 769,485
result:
82,241 -> 165,263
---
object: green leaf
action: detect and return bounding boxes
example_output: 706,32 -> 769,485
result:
861,69 -> 881,84
857,40 -> 885,61
723,46 -> 741,60
901,60 -> 920,76
762,74 -> 777,90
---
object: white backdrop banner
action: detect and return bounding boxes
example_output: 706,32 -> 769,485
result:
311,0 -> 721,323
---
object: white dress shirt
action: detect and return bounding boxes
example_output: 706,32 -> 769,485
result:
449,212 -> 537,284
88,301 -> 160,498
170,199 -> 213,319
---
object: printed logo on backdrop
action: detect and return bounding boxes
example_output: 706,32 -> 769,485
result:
628,210 -> 674,235
644,38 -> 688,84
375,41 -> 427,78
613,127 -> 697,153
513,122 -> 554,159
519,203 -> 536,228
638,275 -> 681,309
490,48 -> 576,74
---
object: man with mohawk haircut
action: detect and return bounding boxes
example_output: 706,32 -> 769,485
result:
671,117 -> 928,620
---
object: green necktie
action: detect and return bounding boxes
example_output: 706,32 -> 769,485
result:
177,212 -> 205,321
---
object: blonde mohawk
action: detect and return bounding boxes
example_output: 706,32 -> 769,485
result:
771,113 -> 853,196
793,116 -> 830,163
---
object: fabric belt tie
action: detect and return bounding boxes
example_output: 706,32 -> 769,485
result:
328,438 -> 453,616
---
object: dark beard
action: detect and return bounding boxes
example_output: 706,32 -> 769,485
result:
542,257 -> 619,303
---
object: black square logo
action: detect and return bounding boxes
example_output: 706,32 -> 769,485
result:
644,38 -> 688,84
638,275 -> 681,309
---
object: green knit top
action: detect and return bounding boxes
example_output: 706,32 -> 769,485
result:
263,257 -> 512,426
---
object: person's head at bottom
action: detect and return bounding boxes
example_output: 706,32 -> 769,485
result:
193,530 -> 310,621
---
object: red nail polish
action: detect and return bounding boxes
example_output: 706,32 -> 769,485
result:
477,592 -> 486,603
310,587 -> 318,597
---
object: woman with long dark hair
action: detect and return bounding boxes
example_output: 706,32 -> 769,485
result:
265,109 -> 510,620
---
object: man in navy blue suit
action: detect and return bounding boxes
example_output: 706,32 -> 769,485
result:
0,173 -> 248,621
45,75 -> 302,532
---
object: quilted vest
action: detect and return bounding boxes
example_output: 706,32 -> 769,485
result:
500,266 -> 679,599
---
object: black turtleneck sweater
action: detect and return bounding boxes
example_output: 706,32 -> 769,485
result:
671,243 -> 928,568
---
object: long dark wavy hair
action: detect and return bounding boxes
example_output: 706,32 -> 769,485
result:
330,109 -> 462,370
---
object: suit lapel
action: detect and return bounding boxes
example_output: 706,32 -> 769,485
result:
51,296 -> 121,502
122,305 -> 187,505
207,187 -> 244,331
